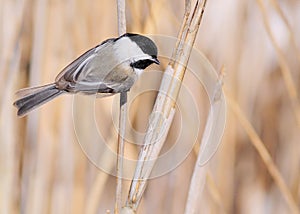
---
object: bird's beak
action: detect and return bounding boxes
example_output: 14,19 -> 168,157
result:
152,57 -> 160,65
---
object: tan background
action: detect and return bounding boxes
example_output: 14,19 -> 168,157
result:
0,0 -> 299,213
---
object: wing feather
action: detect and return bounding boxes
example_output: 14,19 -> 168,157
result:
54,38 -> 132,94
55,47 -> 97,82
55,38 -> 116,83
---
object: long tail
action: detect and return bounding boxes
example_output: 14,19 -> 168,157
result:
13,83 -> 64,117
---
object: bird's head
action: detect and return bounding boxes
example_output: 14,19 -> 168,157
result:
113,33 -> 160,73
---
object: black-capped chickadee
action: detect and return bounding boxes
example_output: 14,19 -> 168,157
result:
14,33 -> 159,117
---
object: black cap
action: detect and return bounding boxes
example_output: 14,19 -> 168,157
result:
120,33 -> 158,57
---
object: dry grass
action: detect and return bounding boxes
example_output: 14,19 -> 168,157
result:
1,0 -> 300,213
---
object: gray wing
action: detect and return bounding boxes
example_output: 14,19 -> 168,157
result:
55,47 -> 97,83
55,39 -> 123,93
55,38 -> 115,83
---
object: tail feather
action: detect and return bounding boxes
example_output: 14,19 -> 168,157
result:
14,83 -> 64,117
15,83 -> 56,97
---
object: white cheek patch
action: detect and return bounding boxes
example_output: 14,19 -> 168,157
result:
134,68 -> 144,76
113,37 -> 153,77
113,37 -> 145,63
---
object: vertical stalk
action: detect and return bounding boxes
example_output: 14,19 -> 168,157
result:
126,0 -> 208,211
115,0 -> 126,213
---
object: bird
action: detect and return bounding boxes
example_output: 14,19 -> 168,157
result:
14,33 -> 159,117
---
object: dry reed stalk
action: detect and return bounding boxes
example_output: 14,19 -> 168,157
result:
86,1 -> 159,213
26,0 -> 72,211
227,94 -> 299,214
0,42 -> 20,214
184,164 -> 208,214
0,1 -> 28,213
189,136 -> 226,213
269,0 -> 300,63
256,0 -> 300,127
116,93 -> 127,214
117,0 -> 126,35
85,137 -> 117,214
0,0 -> 25,107
44,2 -> 74,213
68,2 -> 99,214
21,0 -> 48,213
125,0 -> 167,136
125,0 -> 208,212
143,0 -> 163,33
146,0 -> 181,33
206,171 -> 227,214
144,0 -> 181,34
126,0 -> 143,32
3,0 -> 299,213
185,69 -> 225,213
115,0 -> 127,213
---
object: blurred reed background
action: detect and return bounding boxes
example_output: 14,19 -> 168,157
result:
1,0 -> 300,213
